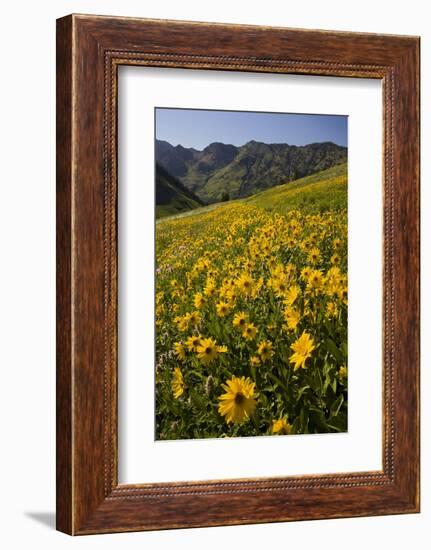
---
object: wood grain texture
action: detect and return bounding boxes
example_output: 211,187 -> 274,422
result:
56,15 -> 73,535
56,14 -> 420,535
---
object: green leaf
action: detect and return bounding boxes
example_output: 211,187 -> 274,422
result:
324,337 -> 344,364
340,342 -> 348,359
291,416 -> 301,435
323,374 -> 331,395
300,407 -> 309,433
268,373 -> 288,392
326,423 -> 344,432
322,361 -> 332,377
330,394 -> 344,418
296,385 -> 310,401
329,412 -> 348,432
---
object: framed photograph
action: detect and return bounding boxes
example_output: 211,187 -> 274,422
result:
56,14 -> 420,535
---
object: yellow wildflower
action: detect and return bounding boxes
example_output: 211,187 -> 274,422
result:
326,301 -> 338,318
339,365 -> 348,379
330,253 -> 340,266
173,342 -> 186,361
300,266 -> 312,281
333,238 -> 341,249
257,340 -> 274,362
194,292 -> 205,309
233,311 -> 249,329
218,376 -> 256,424
272,417 -> 292,435
307,269 -> 324,291
204,278 -> 217,297
185,335 -> 201,352
242,322 -> 257,341
338,287 -> 348,305
196,337 -> 226,365
188,311 -> 201,327
216,301 -> 231,317
308,247 -> 320,264
171,367 -> 184,399
289,331 -> 315,371
250,355 -> 261,367
271,275 -> 289,297
284,284 -> 300,306
236,273 -> 254,296
174,315 -> 189,332
284,307 -> 301,330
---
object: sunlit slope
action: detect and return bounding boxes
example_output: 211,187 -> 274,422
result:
157,162 -> 347,224
243,162 -> 347,215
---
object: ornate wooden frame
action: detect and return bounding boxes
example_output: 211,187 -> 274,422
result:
56,14 -> 420,535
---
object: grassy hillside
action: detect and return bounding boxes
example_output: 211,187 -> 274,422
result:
157,162 -> 347,224
244,162 -> 347,215
156,163 -> 204,219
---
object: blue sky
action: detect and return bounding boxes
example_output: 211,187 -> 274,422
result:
155,108 -> 347,150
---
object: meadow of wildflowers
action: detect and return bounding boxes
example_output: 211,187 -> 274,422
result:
155,165 -> 348,439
